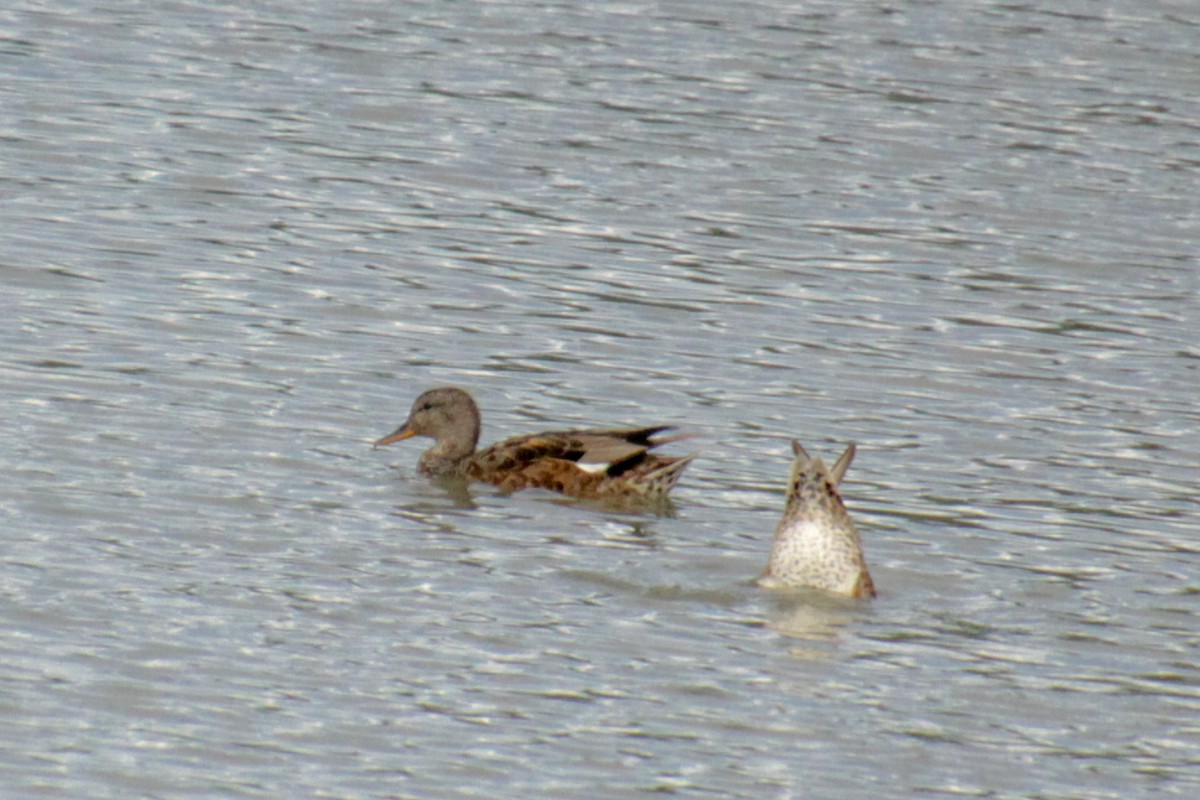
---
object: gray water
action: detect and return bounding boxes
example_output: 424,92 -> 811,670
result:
3,1 -> 1197,798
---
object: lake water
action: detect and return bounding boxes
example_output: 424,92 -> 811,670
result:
2,1 -> 1197,797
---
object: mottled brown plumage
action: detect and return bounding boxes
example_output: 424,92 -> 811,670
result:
374,387 -> 694,501
758,440 -> 876,599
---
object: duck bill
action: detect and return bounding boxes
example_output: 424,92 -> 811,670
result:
374,423 -> 418,449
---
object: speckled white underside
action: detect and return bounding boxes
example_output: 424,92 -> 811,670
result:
759,448 -> 872,597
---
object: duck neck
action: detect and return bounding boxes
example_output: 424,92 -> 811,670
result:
419,426 -> 479,477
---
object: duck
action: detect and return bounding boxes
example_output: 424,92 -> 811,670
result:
758,440 -> 876,599
374,387 -> 695,501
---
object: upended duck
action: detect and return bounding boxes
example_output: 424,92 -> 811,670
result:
374,387 -> 694,501
759,440 -> 876,599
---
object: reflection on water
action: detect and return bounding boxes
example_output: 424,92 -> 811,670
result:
764,591 -> 868,648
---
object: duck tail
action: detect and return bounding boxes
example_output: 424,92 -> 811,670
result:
644,453 -> 696,496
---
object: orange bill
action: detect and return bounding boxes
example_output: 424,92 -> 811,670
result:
374,425 -> 417,448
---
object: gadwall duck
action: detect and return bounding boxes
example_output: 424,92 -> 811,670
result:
374,387 -> 694,501
759,440 -> 876,599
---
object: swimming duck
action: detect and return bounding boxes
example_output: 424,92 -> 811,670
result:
374,387 -> 694,501
758,440 -> 876,599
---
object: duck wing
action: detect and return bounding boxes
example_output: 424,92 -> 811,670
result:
472,426 -> 678,478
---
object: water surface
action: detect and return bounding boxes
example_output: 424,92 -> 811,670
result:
2,1 -> 1197,798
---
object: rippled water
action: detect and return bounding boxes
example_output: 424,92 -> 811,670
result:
3,1 -> 1198,797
